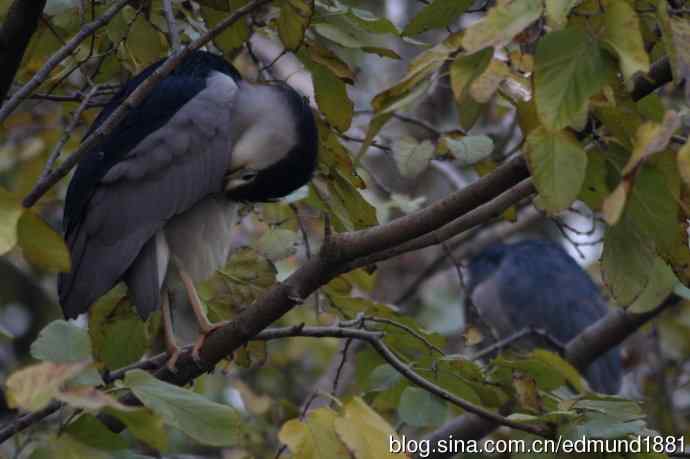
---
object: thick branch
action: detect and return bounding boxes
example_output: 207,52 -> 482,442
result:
0,0 -> 47,102
346,178 -> 535,269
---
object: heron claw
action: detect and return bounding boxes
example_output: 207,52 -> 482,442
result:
165,348 -> 181,374
191,321 -> 229,370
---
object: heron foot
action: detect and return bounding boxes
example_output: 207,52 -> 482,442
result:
192,321 -> 230,365
165,346 -> 181,373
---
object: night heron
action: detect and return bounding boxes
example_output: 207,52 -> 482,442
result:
58,51 -> 318,369
466,239 -> 622,394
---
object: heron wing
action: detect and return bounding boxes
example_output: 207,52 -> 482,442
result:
58,71 -> 238,319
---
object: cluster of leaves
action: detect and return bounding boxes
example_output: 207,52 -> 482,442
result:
1,0 -> 690,457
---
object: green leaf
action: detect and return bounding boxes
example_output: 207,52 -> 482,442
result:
534,28 -> 610,129
29,434 -> 111,459
201,0 -> 250,52
450,48 -> 493,104
367,364 -> 402,392
64,415 -> 128,451
123,369 -> 249,447
312,22 -> 364,48
202,247 -> 276,321
257,228 -> 299,261
629,257 -> 677,314
346,7 -> 398,35
626,163 -> 681,258
544,0 -> 577,29
602,218 -> 655,305
0,186 -> 22,255
678,138 -> 690,188
303,40 -> 355,82
31,320 -> 92,363
397,386 -> 447,427
393,136 -> 434,178
601,1 -> 649,81
578,148 -> 610,211
563,413 -> 645,439
89,289 -> 148,370
462,0 -> 543,53
124,11 -> 165,71
525,127 -> 587,213
403,0 -> 473,36
17,211 -> 71,272
361,46 -> 401,60
494,351 -> 577,391
659,3 -> 690,87
308,60 -> 353,131
444,135 -> 494,167
278,0 -> 314,50
106,407 -> 169,451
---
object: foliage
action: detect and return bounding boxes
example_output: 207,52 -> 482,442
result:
0,0 -> 689,458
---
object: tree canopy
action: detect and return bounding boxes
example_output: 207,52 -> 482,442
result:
0,0 -> 689,458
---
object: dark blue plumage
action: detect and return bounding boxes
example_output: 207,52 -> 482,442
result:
58,50 -> 318,336
467,239 -> 622,394
63,52 -> 240,235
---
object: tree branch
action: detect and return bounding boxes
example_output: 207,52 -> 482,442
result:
0,0 -> 47,103
415,295 -> 683,459
162,0 -> 181,51
0,0 -> 128,123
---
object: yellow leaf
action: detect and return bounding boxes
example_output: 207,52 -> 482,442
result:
0,187 -> 23,255
279,408 -> 350,458
677,139 -> 690,187
278,0 -> 314,50
601,0 -> 650,81
56,387 -> 135,412
333,397 -> 406,458
621,111 -> 681,176
462,0 -> 543,53
513,372 -> 542,413
469,59 -> 511,103
601,181 -> 629,225
6,361 -> 89,411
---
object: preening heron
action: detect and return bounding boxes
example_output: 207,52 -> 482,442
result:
58,51 -> 318,369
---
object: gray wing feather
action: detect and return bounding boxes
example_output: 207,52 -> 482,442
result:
59,74 -> 237,318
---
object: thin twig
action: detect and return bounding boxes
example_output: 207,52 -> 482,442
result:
0,0 -> 130,123
364,316 -> 445,356
366,337 -> 546,436
162,0 -> 181,51
40,85 -> 100,181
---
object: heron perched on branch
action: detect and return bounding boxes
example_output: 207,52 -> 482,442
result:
58,51 -> 318,369
466,239 -> 623,394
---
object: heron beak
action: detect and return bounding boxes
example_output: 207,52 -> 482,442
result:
224,166 -> 257,191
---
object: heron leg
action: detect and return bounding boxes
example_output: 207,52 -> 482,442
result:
173,257 -> 228,363
161,289 -> 181,372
